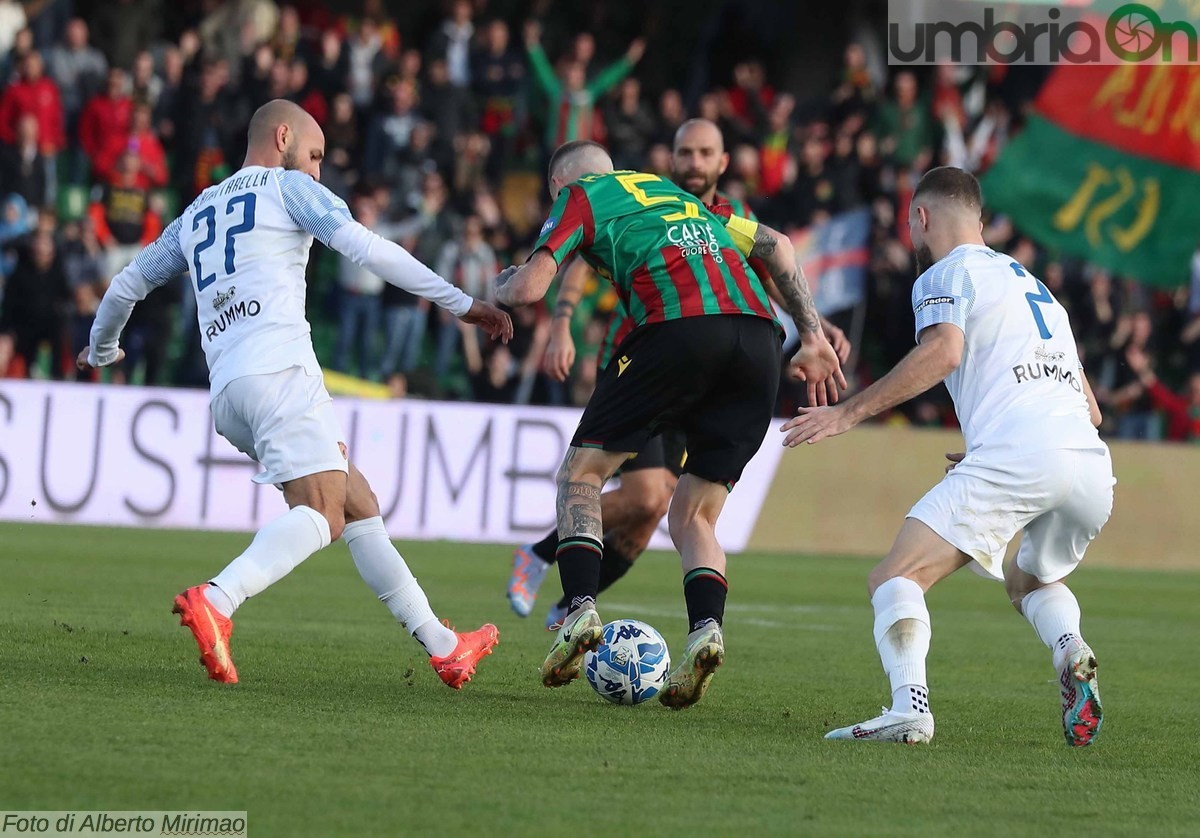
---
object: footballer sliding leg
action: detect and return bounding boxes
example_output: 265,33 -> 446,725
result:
342,464 -> 498,690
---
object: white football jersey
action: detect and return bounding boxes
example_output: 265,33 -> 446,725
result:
912,243 -> 1103,456
131,166 -> 352,396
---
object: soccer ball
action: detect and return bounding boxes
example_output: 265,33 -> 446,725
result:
584,619 -> 671,705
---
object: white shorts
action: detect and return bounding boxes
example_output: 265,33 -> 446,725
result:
210,365 -> 348,488
907,447 -> 1115,583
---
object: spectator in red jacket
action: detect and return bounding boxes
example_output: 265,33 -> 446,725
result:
1126,346 -> 1200,442
94,102 -> 166,188
0,52 -> 66,154
78,67 -> 133,174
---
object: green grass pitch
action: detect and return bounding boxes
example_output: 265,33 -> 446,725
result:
2,523 -> 1198,836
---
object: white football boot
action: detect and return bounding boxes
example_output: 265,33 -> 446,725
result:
825,708 -> 935,744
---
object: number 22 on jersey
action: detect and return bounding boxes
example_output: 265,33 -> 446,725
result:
193,194 -> 257,291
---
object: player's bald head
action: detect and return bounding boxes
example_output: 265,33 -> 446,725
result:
245,99 -> 325,179
547,140 -> 613,198
248,99 -> 317,148
673,118 -> 724,155
671,118 -> 728,201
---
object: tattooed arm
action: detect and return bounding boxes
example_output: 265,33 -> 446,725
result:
747,224 -> 821,337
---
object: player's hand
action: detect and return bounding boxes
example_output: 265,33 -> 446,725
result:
788,336 -> 848,407
76,346 -> 124,370
543,323 -> 576,382
780,404 -> 856,447
495,264 -> 519,288
460,300 -> 513,344
823,320 -> 852,363
944,452 -> 965,474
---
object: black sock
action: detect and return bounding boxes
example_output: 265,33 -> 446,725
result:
555,536 -> 603,608
555,536 -> 636,609
597,538 -> 635,595
531,530 -> 559,564
683,568 -> 728,631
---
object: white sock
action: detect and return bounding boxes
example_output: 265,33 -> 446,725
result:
208,505 -> 331,617
872,576 -> 932,716
1021,583 -> 1084,670
343,516 -> 458,658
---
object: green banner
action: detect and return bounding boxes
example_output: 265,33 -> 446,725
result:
982,115 -> 1199,287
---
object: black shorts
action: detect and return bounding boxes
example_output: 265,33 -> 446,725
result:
620,430 -> 687,478
571,315 -> 782,488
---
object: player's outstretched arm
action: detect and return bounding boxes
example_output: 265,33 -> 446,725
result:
781,322 -> 963,446
279,169 -> 511,343
747,223 -> 847,406
78,216 -> 187,370
328,222 -> 513,340
495,249 -> 558,308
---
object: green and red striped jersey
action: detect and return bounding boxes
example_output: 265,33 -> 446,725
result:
594,189 -> 763,369
595,190 -> 761,370
534,171 -> 777,341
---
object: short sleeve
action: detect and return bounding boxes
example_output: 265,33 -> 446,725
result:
132,216 -> 188,286
532,184 -> 593,266
912,258 -> 975,342
277,169 -> 353,246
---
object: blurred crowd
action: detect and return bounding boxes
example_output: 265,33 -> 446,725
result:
0,0 -> 1196,442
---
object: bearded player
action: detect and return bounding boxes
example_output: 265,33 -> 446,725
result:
79,101 -> 510,688
506,119 -> 851,630
783,167 -> 1112,745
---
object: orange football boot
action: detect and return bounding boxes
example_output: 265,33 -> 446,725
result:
172,585 -> 238,684
429,623 -> 499,689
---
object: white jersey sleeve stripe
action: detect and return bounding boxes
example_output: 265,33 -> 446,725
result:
277,169 -> 352,247
912,252 -> 976,340
132,216 -> 188,287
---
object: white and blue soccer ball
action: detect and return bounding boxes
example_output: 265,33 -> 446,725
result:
584,619 -> 671,705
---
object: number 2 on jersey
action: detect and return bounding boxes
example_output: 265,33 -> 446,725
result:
193,194 -> 257,291
1012,261 -> 1054,339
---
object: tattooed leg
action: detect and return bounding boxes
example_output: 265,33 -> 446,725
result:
553,446 -> 631,609
554,446 -> 627,542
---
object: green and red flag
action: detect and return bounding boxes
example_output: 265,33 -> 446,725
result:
983,63 -> 1200,287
